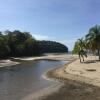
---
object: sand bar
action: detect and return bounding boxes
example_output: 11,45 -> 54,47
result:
0,54 -> 76,68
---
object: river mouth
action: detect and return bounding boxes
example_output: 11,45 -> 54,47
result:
0,60 -> 66,100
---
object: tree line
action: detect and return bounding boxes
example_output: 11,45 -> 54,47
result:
38,40 -> 68,53
73,25 -> 100,62
0,30 -> 68,58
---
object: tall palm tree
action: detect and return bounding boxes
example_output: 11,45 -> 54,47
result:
73,38 -> 87,62
85,25 -> 100,61
85,33 -> 96,54
78,39 -> 87,62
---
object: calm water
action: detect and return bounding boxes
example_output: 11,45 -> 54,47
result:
0,60 -> 66,100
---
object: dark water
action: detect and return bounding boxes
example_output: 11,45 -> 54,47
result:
0,60 -> 66,100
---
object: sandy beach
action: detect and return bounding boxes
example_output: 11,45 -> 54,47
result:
65,56 -> 100,87
34,55 -> 100,100
13,53 -> 76,61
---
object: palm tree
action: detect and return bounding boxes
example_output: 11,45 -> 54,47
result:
79,49 -> 87,62
78,39 -> 87,62
73,38 -> 87,62
85,25 -> 100,61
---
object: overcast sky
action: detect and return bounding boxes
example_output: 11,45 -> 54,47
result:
0,0 -> 100,50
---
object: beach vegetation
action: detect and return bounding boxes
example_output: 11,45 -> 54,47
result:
73,25 -> 100,61
73,38 -> 87,62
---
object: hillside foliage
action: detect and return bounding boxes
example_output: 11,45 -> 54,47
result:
0,30 -> 68,58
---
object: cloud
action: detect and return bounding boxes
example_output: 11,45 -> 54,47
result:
59,40 -> 75,44
32,34 -> 53,40
58,38 -> 77,51
58,38 -> 77,46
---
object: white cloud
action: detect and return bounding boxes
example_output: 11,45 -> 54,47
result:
32,34 -> 50,40
32,34 -> 55,40
58,38 -> 77,51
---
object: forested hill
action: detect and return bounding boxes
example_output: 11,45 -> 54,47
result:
0,30 -> 68,58
38,40 -> 68,53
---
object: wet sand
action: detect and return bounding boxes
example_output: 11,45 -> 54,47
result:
0,59 -> 19,68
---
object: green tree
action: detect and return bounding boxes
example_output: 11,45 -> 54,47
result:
0,35 -> 10,58
15,44 -> 25,56
85,25 -> 100,60
73,38 -> 87,62
25,38 -> 40,56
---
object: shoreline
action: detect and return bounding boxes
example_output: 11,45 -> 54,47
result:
35,56 -> 100,100
1,54 -> 100,100
0,54 -> 76,68
0,59 -> 20,68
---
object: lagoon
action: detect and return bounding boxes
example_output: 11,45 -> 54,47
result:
0,60 -> 66,100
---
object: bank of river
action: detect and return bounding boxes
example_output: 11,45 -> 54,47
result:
0,60 -> 66,100
38,56 -> 100,100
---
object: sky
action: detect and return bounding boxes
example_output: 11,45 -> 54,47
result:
0,0 -> 100,50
